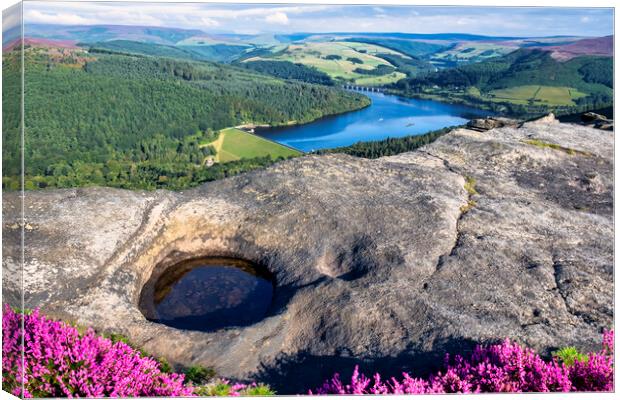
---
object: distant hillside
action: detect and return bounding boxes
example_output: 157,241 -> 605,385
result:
240,41 -> 431,85
24,24 -> 205,45
177,44 -> 253,63
344,37 -> 448,58
3,37 -> 79,52
236,60 -> 335,85
533,35 -> 613,60
84,40 -> 207,61
391,47 -> 613,115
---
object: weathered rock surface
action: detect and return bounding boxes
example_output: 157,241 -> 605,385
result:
466,116 -> 519,132
581,112 -> 614,131
2,117 -> 613,393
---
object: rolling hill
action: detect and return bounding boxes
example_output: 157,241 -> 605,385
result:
241,41 -> 427,85
531,35 -> 613,61
391,47 -> 613,115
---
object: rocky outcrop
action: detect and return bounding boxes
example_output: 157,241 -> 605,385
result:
581,112 -> 613,131
2,116 -> 613,393
466,116 -> 519,131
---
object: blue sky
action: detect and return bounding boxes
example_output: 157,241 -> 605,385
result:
21,2 -> 614,37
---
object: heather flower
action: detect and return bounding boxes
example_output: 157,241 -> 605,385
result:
312,332 -> 614,394
1,306 -> 270,397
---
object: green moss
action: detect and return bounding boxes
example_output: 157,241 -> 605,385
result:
523,139 -> 588,156
182,365 -> 217,385
459,176 -> 478,214
193,380 -> 275,396
464,176 -> 478,196
460,199 -> 477,214
106,332 -> 131,345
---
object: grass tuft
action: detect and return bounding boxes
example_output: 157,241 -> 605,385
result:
464,176 -> 478,196
553,346 -> 589,367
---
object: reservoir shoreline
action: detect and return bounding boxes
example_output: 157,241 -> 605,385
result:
254,90 -> 490,152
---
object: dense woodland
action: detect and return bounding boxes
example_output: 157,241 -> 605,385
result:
87,40 -> 206,61
237,60 -> 334,85
2,49 -> 369,190
354,64 -> 396,76
315,126 -> 455,158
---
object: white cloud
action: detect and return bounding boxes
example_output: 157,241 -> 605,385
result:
265,12 -> 289,26
17,2 -> 614,37
3,4 -> 22,33
25,10 -> 99,25
200,17 -> 220,28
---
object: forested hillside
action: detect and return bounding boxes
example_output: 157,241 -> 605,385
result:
391,49 -> 612,115
86,40 -> 207,61
1,47 -> 369,190
237,60 -> 335,85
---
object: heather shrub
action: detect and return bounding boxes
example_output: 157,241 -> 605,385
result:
312,331 -> 614,394
2,305 -> 192,397
1,306 -> 273,397
104,331 -> 173,373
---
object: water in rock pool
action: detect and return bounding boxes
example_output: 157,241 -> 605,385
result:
146,257 -> 274,332
256,91 -> 490,152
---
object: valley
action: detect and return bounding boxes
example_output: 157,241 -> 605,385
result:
2,27 -> 612,192
1,4 -> 615,397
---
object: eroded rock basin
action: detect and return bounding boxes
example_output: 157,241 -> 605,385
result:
2,118 -> 613,393
139,257 -> 274,332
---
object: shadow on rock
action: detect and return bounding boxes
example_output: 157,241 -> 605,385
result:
252,337 -> 480,394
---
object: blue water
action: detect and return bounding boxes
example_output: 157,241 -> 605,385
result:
256,91 -> 490,152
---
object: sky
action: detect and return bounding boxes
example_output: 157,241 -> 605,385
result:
16,1 -> 615,37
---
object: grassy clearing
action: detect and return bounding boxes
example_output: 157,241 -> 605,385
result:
215,128 -> 301,163
536,86 -> 587,105
245,41 -> 408,85
489,85 -> 587,106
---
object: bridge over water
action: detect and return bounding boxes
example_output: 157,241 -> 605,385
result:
341,84 -> 386,93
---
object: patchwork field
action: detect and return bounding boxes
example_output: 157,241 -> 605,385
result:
488,85 -> 587,106
430,42 -> 518,66
244,41 -> 408,85
204,128 -> 301,163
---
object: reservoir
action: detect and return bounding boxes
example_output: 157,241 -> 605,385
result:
257,91 -> 490,152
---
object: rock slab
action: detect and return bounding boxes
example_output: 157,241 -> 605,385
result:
2,117 -> 613,393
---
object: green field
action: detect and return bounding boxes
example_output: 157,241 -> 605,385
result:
207,128 -> 301,163
489,85 -> 587,106
244,41 -> 407,85
430,42 -> 517,65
